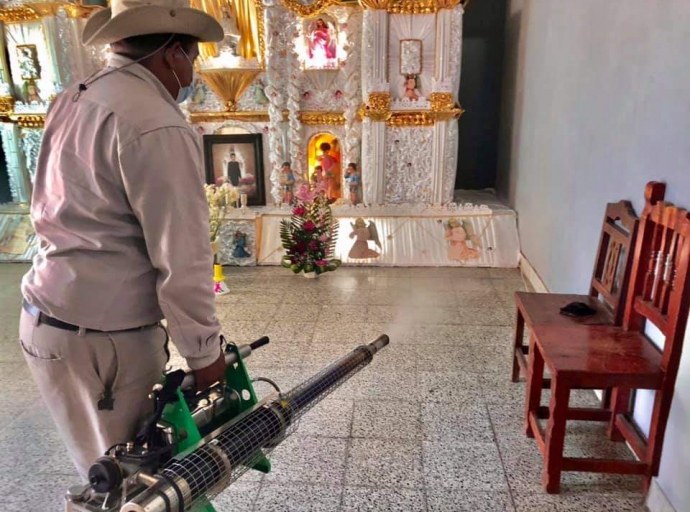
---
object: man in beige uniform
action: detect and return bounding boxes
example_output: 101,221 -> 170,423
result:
19,0 -> 227,479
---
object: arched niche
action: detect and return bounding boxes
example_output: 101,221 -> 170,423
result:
307,132 -> 342,202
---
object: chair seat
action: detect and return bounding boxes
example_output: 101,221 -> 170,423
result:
531,325 -> 664,389
514,292 -> 614,328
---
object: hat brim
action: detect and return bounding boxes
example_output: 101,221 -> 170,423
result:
82,6 -> 224,46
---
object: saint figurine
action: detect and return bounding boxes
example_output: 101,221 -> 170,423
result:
279,161 -> 295,205
23,81 -> 42,104
349,218 -> 382,259
318,142 -> 338,201
345,162 -> 360,205
403,74 -> 420,101
225,152 -> 242,186
232,230 -> 251,258
308,18 -> 336,65
311,164 -> 324,186
220,4 -> 241,56
445,219 -> 480,262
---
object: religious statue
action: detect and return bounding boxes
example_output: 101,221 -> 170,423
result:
403,74 -> 420,101
318,142 -> 338,201
224,152 -> 242,186
279,161 -> 295,205
220,3 -> 240,56
311,165 -> 324,186
232,230 -> 251,258
445,218 -> 480,262
349,218 -> 382,259
345,163 -> 360,205
22,81 -> 42,104
307,18 -> 336,67
190,76 -> 206,105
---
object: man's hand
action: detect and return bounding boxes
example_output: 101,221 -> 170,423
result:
193,351 -> 226,391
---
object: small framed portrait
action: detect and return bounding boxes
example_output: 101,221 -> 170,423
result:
16,44 -> 41,81
203,133 -> 266,206
304,15 -> 339,70
400,39 -> 422,76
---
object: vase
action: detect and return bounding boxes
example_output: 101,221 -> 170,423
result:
303,272 -> 318,279
213,263 -> 231,295
240,194 -> 248,208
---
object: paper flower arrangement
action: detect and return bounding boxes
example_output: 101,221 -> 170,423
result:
280,182 -> 341,276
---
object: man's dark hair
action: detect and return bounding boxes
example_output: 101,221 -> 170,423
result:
113,33 -> 198,60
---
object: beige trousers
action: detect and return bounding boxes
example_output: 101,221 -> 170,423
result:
19,309 -> 168,480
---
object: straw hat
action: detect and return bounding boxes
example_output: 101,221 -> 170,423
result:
82,0 -> 224,46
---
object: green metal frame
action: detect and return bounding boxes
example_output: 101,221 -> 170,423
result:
160,344 -> 271,511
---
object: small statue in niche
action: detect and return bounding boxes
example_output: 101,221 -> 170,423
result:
189,76 -> 206,105
311,164 -> 324,186
349,218 -> 382,259
445,218 -> 481,262
279,161 -> 295,205
403,74 -> 420,101
22,80 -> 42,104
345,162 -> 360,205
220,3 -> 241,56
232,230 -> 251,258
307,17 -> 337,67
318,142 -> 338,201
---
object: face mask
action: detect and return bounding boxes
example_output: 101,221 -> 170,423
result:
171,48 -> 196,104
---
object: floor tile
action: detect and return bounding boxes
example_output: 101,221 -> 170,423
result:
297,399 -> 354,438
342,487 -> 426,511
422,402 -> 495,443
352,400 -> 422,440
427,488 -> 515,512
264,436 -> 347,486
346,438 -> 424,489
254,482 -> 342,511
424,441 -> 509,491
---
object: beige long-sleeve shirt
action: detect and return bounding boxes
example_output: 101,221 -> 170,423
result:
21,54 -> 221,370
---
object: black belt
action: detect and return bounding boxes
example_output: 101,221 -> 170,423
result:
22,299 -> 159,334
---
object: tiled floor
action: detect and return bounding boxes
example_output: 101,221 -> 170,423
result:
0,264 -> 648,511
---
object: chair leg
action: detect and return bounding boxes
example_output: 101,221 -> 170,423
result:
607,387 -> 630,442
511,308 -> 526,382
543,377 -> 570,494
525,335 -> 544,438
646,379 -> 676,486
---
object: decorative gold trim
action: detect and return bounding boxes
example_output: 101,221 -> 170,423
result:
429,93 -> 465,121
62,3 -> 104,19
364,92 -> 391,122
199,68 -> 263,111
0,96 -> 16,117
359,0 -> 465,12
189,111 -> 271,123
300,111 -> 346,125
255,0 -> 267,68
279,0 -> 350,18
387,112 -> 434,127
0,2 -> 98,23
9,113 -> 45,128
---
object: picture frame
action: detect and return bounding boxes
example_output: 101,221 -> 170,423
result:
203,133 -> 266,206
16,44 -> 41,81
399,39 -> 422,76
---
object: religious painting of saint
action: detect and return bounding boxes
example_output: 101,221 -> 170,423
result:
203,134 -> 266,206
305,17 -> 338,69
445,218 -> 481,262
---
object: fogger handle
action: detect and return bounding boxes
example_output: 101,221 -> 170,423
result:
180,337 -> 270,391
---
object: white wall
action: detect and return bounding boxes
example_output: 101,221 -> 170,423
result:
497,1 -> 690,510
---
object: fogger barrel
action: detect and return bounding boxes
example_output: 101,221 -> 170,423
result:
121,335 -> 389,512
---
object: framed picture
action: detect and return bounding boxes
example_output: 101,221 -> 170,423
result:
16,44 -> 41,81
203,133 -> 266,206
399,39 -> 422,76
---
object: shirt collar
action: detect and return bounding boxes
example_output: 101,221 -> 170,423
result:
106,54 -> 183,115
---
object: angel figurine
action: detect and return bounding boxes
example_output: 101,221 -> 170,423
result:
232,231 -> 251,258
278,161 -> 295,205
349,218 -> 381,259
345,162 -> 360,205
445,218 -> 480,262
403,74 -> 420,101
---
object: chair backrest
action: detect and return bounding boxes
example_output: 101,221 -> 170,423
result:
589,200 -> 640,325
624,182 -> 690,372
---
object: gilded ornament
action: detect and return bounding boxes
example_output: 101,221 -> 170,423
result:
0,2 -> 98,23
279,0 -> 341,18
364,92 -> 390,122
10,113 -> 46,128
199,68 -> 262,111
387,112 -> 434,127
358,0 -> 467,12
189,111 -> 272,123
300,111 -> 346,125
0,96 -> 16,117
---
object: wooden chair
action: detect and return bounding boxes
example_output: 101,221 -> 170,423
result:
511,200 -> 639,386
525,182 -> 690,493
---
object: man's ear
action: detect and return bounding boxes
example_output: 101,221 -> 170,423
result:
162,42 -> 181,69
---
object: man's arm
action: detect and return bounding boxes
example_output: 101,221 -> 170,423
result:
119,127 -> 221,372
